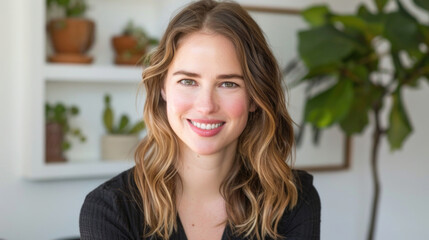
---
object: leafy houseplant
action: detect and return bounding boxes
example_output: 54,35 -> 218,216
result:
286,0 -> 429,239
101,94 -> 145,160
46,0 -> 95,64
111,21 -> 159,65
45,102 -> 86,163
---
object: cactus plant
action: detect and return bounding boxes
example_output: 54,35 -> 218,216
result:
102,94 -> 145,135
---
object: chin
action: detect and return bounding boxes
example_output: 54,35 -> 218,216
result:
189,144 -> 224,156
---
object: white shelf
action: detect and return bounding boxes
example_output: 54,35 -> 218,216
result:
44,63 -> 144,83
22,0 -> 146,181
23,160 -> 135,181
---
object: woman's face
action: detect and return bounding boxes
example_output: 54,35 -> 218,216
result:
162,31 -> 255,157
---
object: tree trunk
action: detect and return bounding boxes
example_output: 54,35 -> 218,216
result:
367,106 -> 383,240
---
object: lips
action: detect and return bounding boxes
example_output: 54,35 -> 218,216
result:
187,119 -> 225,137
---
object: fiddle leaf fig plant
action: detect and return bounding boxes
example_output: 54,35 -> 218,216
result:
103,94 -> 145,135
285,0 -> 429,239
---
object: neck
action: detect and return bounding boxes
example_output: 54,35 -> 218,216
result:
176,145 -> 236,201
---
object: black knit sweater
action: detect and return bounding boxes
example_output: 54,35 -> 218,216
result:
79,168 -> 321,240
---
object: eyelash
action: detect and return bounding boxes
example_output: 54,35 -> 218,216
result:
178,79 -> 239,88
220,82 -> 238,88
178,79 -> 196,86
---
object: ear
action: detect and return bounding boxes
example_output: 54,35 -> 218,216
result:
161,88 -> 166,101
249,100 -> 257,112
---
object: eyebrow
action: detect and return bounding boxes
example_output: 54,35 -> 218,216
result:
172,70 -> 244,80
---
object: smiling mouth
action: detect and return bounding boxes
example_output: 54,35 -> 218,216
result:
188,120 -> 225,130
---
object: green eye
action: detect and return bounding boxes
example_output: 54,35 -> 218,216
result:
221,82 -> 238,88
179,79 -> 196,85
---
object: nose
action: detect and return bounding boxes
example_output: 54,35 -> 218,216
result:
194,87 -> 218,114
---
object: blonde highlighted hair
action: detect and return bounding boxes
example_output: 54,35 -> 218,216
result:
133,0 -> 298,239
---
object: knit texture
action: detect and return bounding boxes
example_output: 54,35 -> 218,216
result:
79,168 -> 321,240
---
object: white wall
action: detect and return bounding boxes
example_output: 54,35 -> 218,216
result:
1,0 -> 428,239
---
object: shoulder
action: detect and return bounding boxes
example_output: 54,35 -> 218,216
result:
79,167 -> 144,239
293,170 -> 320,205
85,167 -> 136,201
277,170 -> 321,239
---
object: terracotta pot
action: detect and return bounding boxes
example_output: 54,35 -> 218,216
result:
112,35 -> 146,65
47,18 -> 95,64
45,122 -> 66,163
101,134 -> 139,161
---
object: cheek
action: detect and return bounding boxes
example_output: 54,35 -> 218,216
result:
166,91 -> 193,116
222,95 -> 250,119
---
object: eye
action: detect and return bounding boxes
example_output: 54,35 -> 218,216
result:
179,79 -> 197,86
220,82 -> 238,88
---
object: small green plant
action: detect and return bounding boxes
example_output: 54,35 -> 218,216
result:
46,0 -> 87,18
103,94 -> 145,135
45,102 -> 86,151
121,20 -> 159,52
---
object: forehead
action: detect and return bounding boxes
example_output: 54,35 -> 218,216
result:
169,31 -> 242,74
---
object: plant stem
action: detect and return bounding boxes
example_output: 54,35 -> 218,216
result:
367,104 -> 383,240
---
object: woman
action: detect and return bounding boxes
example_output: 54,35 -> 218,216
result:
80,0 -> 320,239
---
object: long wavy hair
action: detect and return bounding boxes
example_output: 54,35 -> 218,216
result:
133,0 -> 298,239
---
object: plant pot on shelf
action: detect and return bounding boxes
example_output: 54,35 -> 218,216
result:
101,134 -> 140,161
45,122 -> 66,163
111,35 -> 146,65
47,18 -> 95,64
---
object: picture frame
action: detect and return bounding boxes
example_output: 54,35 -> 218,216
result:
243,5 -> 351,172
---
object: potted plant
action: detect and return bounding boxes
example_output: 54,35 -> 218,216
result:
46,0 -> 95,64
111,20 -> 159,65
45,102 -> 86,163
101,94 -> 145,161
285,0 -> 429,239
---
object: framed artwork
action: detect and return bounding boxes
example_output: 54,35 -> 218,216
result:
243,5 -> 351,172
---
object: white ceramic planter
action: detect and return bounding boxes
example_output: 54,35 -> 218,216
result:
101,134 -> 140,161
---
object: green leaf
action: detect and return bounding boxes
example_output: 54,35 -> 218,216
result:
129,121 -> 146,134
418,24 -> 429,46
375,0 -> 390,12
387,91 -> 413,150
56,0 -> 70,7
118,115 -> 130,132
54,103 -> 66,115
391,50 -> 406,80
357,4 -> 385,34
339,101 -> 369,135
304,78 -> 354,128
72,129 -> 81,136
349,64 -> 369,82
332,15 -> 368,32
103,94 -> 114,133
339,83 -> 382,135
298,26 -> 358,69
103,108 -> 114,133
332,15 -> 382,39
70,106 -> 79,115
413,0 -> 429,12
302,5 -> 330,27
384,11 -> 422,51
62,141 -> 71,151
304,65 -> 340,79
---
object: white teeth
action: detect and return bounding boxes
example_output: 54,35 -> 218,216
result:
191,120 -> 223,130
